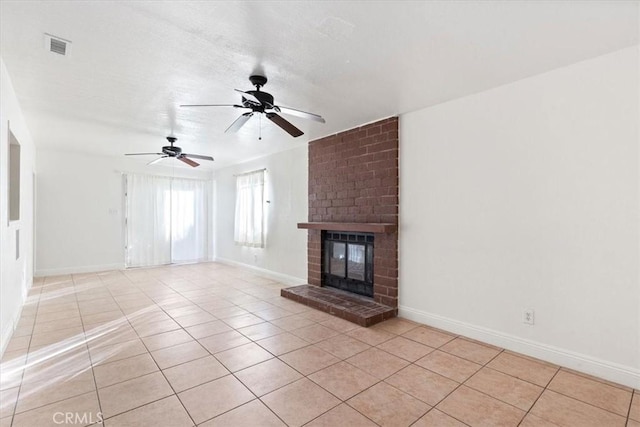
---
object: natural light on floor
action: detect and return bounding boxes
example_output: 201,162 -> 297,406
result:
0,262 -> 636,427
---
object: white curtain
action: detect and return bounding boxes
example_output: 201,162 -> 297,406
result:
234,169 -> 265,248
126,174 -> 172,268
126,174 -> 210,267
171,179 -> 210,263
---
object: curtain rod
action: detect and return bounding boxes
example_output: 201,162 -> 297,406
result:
233,168 -> 267,177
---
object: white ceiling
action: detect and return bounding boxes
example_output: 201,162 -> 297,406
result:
1,1 -> 637,169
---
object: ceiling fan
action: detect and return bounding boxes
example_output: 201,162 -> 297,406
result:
125,136 -> 214,168
180,75 -> 325,138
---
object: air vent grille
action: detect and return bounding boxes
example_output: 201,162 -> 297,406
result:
44,33 -> 71,56
49,38 -> 67,55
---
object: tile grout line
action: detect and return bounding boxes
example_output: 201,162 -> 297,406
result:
9,278 -> 94,423
458,348 -> 529,410
213,302 -> 329,426
159,273 -> 292,426
115,270 -> 299,425
396,339 -> 492,426
106,274 -> 199,426
201,300 -> 295,425
542,368 -> 633,421
183,292 -> 367,426
74,273 -> 104,426
368,332 -> 540,424
278,319 -> 451,425
541,386 -> 633,421
9,279 -> 42,427
389,329 -> 600,424
517,367 -> 563,426
296,323 -> 448,426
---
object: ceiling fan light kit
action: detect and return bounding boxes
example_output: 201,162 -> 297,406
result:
180,74 -> 325,138
125,136 -> 214,168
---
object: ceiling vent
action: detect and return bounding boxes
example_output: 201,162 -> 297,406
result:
44,33 -> 71,56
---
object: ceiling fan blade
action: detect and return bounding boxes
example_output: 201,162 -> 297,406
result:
180,104 -> 246,108
183,153 -> 214,161
225,112 -> 253,133
125,153 -> 164,156
234,89 -> 261,105
275,106 -> 326,123
266,112 -> 304,137
147,156 -> 169,165
178,156 -> 200,168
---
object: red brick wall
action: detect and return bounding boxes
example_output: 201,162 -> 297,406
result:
306,117 -> 399,308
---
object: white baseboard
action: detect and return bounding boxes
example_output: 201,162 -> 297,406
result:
213,257 -> 306,286
1,317 -> 16,357
0,295 -> 25,358
35,263 -> 125,277
1,273 -> 31,358
399,305 -> 640,389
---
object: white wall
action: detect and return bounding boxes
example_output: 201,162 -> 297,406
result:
399,47 -> 639,388
35,150 -> 212,275
0,58 -> 37,354
213,146 -> 308,284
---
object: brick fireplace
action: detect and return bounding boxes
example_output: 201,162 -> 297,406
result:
282,117 -> 399,326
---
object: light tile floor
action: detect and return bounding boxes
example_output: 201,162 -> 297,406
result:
0,262 -> 637,427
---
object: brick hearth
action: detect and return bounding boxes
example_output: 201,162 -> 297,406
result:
281,285 -> 396,327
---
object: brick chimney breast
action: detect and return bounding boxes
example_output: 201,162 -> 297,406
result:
307,117 -> 399,308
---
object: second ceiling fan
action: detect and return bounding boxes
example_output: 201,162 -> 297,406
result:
125,136 -> 213,167
180,75 -> 325,138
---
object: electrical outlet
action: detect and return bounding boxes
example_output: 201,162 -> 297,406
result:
523,309 -> 535,325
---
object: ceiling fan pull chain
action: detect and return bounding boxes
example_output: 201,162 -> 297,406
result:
259,113 -> 262,140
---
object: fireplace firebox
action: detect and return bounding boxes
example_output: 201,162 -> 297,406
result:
322,231 -> 374,297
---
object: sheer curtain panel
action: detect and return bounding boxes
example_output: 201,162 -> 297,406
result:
171,178 -> 210,263
126,174 -> 210,268
125,174 -> 172,267
234,169 -> 265,248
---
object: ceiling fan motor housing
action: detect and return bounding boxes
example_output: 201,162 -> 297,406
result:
243,91 -> 274,110
162,145 -> 182,156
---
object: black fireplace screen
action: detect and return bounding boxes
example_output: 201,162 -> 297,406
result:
322,231 -> 374,297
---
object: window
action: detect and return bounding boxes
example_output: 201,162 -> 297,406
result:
234,169 -> 265,248
8,129 -> 20,222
